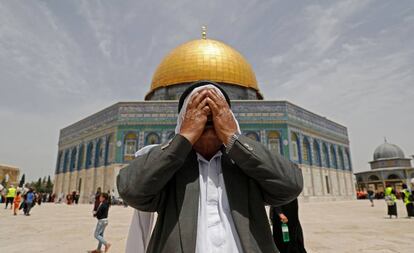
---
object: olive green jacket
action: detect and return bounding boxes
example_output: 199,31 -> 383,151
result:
117,134 -> 303,253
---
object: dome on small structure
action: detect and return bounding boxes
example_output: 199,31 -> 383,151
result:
373,141 -> 405,160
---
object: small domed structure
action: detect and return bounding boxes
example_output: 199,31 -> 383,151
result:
369,141 -> 410,170
373,142 -> 405,160
355,139 -> 414,195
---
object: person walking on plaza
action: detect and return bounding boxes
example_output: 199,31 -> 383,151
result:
401,184 -> 414,218
5,184 -> 16,209
270,199 -> 307,253
90,192 -> 111,253
384,184 -> 398,218
0,183 -> 4,203
367,188 -> 375,207
13,191 -> 21,215
74,191 -> 80,204
66,192 -> 73,205
24,188 -> 35,216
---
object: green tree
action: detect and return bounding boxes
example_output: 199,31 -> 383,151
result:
19,173 -> 25,187
46,175 -> 53,193
34,177 -> 43,192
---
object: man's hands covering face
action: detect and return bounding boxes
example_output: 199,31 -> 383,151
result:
179,90 -> 211,145
206,89 -> 237,146
179,88 -> 237,146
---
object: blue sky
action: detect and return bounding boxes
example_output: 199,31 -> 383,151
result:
0,0 -> 413,181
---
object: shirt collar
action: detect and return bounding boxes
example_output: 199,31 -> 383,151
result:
196,150 -> 223,163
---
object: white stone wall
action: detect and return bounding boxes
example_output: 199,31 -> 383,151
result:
54,164 -> 355,203
298,165 -> 355,201
53,164 -> 127,204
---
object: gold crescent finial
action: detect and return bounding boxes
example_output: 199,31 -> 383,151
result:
201,26 -> 207,39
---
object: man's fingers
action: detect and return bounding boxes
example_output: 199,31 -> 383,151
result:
197,97 -> 208,110
202,106 -> 211,115
186,92 -> 197,108
209,89 -> 227,108
206,97 -> 220,115
189,89 -> 208,108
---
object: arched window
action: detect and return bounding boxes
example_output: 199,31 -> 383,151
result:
77,144 -> 84,171
63,150 -> 69,173
291,132 -> 301,162
145,132 -> 161,145
303,137 -> 311,165
313,140 -> 322,167
330,145 -> 338,169
322,143 -> 330,168
338,147 -> 345,170
124,132 -> 138,161
368,175 -> 380,181
104,135 -> 112,166
94,139 -> 103,167
268,131 -> 282,155
245,131 -> 260,142
70,148 -> 77,172
387,174 -> 400,180
357,176 -> 363,182
85,142 -> 94,169
55,151 -> 62,174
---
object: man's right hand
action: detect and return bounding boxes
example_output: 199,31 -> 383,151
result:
179,89 -> 211,145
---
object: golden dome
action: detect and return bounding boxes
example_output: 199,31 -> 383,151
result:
150,38 -> 259,92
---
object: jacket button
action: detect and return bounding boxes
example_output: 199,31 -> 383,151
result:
244,143 -> 253,151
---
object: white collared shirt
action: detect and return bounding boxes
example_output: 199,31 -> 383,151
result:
195,151 -> 243,253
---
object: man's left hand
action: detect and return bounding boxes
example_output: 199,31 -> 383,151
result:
206,89 -> 237,145
279,213 -> 288,224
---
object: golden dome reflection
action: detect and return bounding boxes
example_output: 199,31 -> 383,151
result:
149,38 -> 259,93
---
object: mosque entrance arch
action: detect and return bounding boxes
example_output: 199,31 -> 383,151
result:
387,174 -> 400,180
368,175 -> 380,181
386,174 -> 404,192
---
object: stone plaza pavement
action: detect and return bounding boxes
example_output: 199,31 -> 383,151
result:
0,200 -> 413,253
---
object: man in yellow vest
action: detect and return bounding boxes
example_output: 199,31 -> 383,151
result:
401,184 -> 414,218
5,184 -> 17,209
384,184 -> 397,218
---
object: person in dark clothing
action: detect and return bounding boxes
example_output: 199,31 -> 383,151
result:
367,189 -> 375,207
24,188 -> 35,216
90,193 -> 111,253
71,191 -> 77,205
385,184 -> 398,218
75,191 -> 80,204
401,184 -> 414,218
37,192 -> 42,206
270,199 -> 307,253
93,187 -> 102,215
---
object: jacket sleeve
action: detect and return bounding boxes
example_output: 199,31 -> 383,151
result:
116,134 -> 193,212
228,135 -> 303,206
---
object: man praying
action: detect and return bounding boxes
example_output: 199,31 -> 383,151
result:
117,80 -> 303,253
